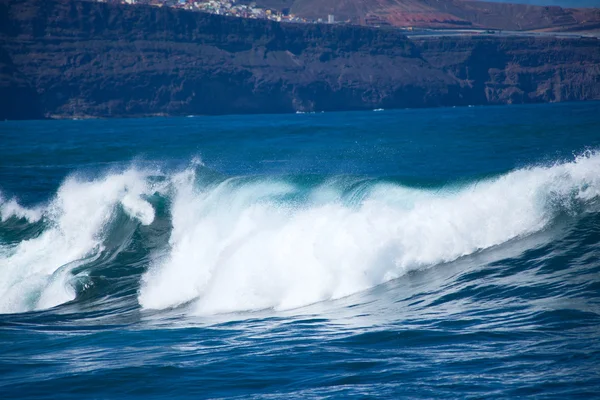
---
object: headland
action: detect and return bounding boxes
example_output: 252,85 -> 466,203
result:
1,0 -> 600,119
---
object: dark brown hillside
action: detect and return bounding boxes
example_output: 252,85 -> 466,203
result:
1,0 -> 600,119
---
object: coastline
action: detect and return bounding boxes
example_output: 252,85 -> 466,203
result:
2,0 -> 600,120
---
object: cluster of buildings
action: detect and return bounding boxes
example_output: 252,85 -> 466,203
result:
95,0 -> 337,25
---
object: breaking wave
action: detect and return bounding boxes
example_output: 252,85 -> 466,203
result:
1,152 -> 600,315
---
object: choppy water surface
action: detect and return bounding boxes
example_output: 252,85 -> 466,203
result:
1,103 -> 600,398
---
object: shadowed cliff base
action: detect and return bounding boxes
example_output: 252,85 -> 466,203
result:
1,0 -> 600,120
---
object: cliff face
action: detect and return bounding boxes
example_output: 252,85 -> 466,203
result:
1,0 -> 600,119
414,37 -> 600,105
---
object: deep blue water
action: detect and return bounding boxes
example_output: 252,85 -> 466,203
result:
1,103 -> 600,398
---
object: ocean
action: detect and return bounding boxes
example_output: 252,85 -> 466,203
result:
1,102 -> 600,398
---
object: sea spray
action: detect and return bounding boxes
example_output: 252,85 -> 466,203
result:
1,153 -> 599,314
0,195 -> 44,223
139,152 -> 600,315
0,169 -> 156,313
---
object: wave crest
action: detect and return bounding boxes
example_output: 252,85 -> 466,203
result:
139,152 -> 600,315
0,169 -> 156,313
2,152 -> 599,315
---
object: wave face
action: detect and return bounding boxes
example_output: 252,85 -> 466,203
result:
2,105 -> 600,399
140,153 -> 600,314
0,169 -> 156,313
1,152 -> 599,315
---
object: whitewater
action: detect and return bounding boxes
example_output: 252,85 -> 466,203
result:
1,151 -> 598,315
1,104 -> 599,399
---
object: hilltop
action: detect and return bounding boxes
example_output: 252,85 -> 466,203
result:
244,0 -> 600,31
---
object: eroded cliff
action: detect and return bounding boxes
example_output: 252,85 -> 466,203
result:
1,0 -> 599,119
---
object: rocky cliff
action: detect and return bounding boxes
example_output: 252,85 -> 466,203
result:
414,37 -> 600,105
1,0 -> 599,119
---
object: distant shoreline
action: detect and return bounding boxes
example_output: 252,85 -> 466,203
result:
2,101 -> 596,123
2,0 -> 600,121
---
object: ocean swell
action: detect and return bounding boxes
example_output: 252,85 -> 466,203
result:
140,152 -> 600,315
1,152 -> 599,315
0,169 -> 156,313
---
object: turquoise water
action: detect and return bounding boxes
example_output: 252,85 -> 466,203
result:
1,103 -> 600,398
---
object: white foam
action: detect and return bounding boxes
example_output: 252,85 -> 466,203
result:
0,168 -> 156,314
0,194 -> 44,223
139,152 -> 600,315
